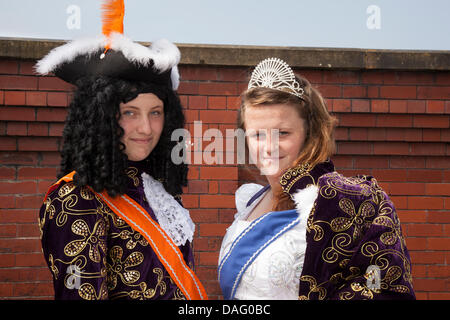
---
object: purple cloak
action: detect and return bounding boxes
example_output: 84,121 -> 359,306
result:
38,161 -> 193,300
280,160 -> 416,300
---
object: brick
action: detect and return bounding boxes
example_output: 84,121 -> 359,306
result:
37,76 -> 73,91
0,75 -> 37,90
405,237 -> 427,250
4,91 -> 26,105
218,67 -> 247,82
367,128 -> 386,141
411,143 -> 446,156
323,71 -> 359,84
200,166 -> 237,180
28,123 -> 49,136
178,66 -> 218,81
48,123 -> 64,136
36,108 -> 67,122
412,278 -> 446,291
188,95 -> 207,109
338,114 -> 376,127
208,96 -> 227,109
389,182 -> 425,195
199,194 -> 235,208
0,107 -> 35,121
395,71 -> 434,85
332,99 -> 351,112
198,82 -> 238,96
407,169 -> 443,182
351,99 -> 370,112
407,100 -> 426,113
18,137 -> 59,151
373,169 -> 407,181
397,210 -> 427,223
0,137 -> 17,151
422,129 -> 441,142
199,110 -> 237,124
226,96 -> 240,110
0,209 -> 37,224
208,180 -> 218,194
17,167 -> 57,180
0,60 -> 19,74
425,183 -> 450,196
47,92 -> 68,107
373,142 -> 409,155
0,180 -> 36,194
25,91 -> 47,106
189,209 -> 218,223
6,122 -> 27,136
361,71 -> 384,84
426,100 -> 445,114
427,238 -> 450,251
371,100 -> 389,113
379,86 -> 416,99
390,156 -> 425,169
417,86 -> 450,99
367,86 -> 379,98
315,84 -> 341,98
344,86 -> 367,98
408,197 -> 444,210
198,223 -> 228,237
177,82 -> 199,95
376,114 -> 412,127
413,115 -> 449,128
0,167 -> 15,179
0,151 -> 39,165
0,225 -> 17,238
188,180 -> 209,194
15,195 -> 43,209
180,194 -> 198,208
18,61 -> 36,75
389,100 -> 407,113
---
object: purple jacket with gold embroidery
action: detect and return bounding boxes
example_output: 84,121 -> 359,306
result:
280,160 -> 415,300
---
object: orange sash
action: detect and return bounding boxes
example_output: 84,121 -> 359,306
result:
44,171 -> 208,300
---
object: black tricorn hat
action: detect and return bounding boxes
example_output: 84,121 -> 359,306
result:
35,0 -> 180,90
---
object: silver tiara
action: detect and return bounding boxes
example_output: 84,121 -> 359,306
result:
248,57 -> 304,99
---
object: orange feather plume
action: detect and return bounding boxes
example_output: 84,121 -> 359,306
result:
101,0 -> 125,53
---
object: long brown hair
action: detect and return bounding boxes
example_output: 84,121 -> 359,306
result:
239,75 -> 337,211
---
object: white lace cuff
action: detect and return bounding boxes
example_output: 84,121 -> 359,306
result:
142,173 -> 195,246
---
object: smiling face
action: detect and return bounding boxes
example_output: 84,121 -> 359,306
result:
244,103 -> 307,179
118,93 -> 164,161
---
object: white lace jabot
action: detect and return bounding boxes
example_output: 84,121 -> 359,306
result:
219,183 -> 318,300
141,173 -> 195,246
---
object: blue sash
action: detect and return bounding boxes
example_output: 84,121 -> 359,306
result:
218,207 -> 299,300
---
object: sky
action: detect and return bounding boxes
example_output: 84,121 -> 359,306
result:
0,0 -> 449,51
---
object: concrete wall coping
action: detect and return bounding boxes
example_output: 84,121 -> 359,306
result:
1,38 -> 449,71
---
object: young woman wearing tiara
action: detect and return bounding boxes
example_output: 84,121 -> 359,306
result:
218,58 -> 415,300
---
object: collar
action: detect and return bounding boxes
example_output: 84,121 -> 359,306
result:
279,159 -> 335,197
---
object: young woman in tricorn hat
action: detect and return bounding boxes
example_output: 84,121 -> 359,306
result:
37,0 -> 207,300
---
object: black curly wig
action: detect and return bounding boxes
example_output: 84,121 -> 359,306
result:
58,76 -> 188,197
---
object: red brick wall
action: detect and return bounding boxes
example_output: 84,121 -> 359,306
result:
0,57 -> 449,300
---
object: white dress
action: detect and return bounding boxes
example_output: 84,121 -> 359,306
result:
218,183 -> 318,300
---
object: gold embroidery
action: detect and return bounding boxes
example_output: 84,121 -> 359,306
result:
331,198 -> 375,240
64,219 -> 107,263
78,282 -> 108,300
111,229 -> 149,249
107,246 -> 143,290
300,172 -> 412,299
279,162 -> 312,192
126,167 -> 139,187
